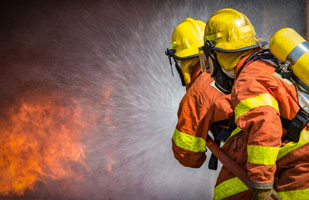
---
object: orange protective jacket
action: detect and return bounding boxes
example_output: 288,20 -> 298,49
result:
172,63 -> 233,168
213,53 -> 309,200
215,52 -> 309,199
233,53 -> 298,187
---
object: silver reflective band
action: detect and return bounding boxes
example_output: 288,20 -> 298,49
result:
286,41 -> 309,65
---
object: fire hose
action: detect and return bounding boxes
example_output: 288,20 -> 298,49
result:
206,137 -> 278,200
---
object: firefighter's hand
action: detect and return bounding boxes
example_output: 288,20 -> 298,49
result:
251,188 -> 280,200
270,189 -> 280,200
251,188 -> 271,200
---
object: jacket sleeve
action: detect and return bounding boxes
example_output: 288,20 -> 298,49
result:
233,78 -> 282,189
171,89 -> 208,168
172,74 -> 224,168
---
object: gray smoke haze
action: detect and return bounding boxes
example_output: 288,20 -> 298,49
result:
0,0 -> 305,199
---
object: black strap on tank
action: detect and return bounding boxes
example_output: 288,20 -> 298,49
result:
238,49 -> 309,143
281,109 -> 309,142
280,117 -> 291,130
236,49 -> 272,77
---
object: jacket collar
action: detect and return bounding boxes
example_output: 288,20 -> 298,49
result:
234,48 -> 262,79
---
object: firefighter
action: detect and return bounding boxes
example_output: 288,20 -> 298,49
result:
199,8 -> 309,200
165,18 -> 206,90
166,19 -> 233,170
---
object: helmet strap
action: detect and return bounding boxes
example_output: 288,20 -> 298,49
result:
165,48 -> 176,76
174,59 -> 186,87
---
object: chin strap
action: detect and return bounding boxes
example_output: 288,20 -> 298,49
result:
175,61 -> 186,87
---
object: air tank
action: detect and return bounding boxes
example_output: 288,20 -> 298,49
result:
270,28 -> 309,86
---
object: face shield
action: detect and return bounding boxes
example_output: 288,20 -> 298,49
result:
200,40 -> 234,94
207,54 -> 217,75
199,41 -> 218,75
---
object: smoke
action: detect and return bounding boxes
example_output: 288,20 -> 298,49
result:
0,0 -> 305,199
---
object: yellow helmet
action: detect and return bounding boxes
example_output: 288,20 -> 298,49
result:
171,18 -> 206,59
204,8 -> 266,52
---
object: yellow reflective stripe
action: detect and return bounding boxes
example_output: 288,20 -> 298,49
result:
172,128 -> 206,153
235,93 -> 279,119
278,187 -> 309,200
247,145 -> 280,165
277,129 -> 309,160
214,177 -> 248,200
222,127 -> 242,147
170,41 -> 177,48
205,32 -> 223,41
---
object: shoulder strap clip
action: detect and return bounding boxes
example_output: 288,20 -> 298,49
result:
285,109 -> 309,142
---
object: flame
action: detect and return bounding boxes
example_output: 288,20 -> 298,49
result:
102,87 -> 115,173
106,153 -> 115,173
0,92 -> 91,195
103,88 -> 112,122
104,89 -> 111,101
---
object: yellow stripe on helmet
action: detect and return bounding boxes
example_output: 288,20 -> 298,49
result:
205,32 -> 223,41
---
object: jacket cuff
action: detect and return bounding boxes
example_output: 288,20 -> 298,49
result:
248,180 -> 273,189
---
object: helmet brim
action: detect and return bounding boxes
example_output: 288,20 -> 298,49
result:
174,43 -> 204,60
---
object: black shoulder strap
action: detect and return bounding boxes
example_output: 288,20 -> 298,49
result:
280,117 -> 291,130
208,116 -> 237,170
215,115 -> 236,141
211,118 -> 230,130
282,109 -> 309,142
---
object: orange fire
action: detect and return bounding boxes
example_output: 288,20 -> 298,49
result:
0,92 -> 92,195
102,87 -> 116,173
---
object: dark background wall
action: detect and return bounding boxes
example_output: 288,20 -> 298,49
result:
0,0 -> 305,199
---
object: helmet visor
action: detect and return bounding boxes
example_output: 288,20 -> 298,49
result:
208,55 -> 216,75
199,46 -> 216,74
201,40 -> 219,75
